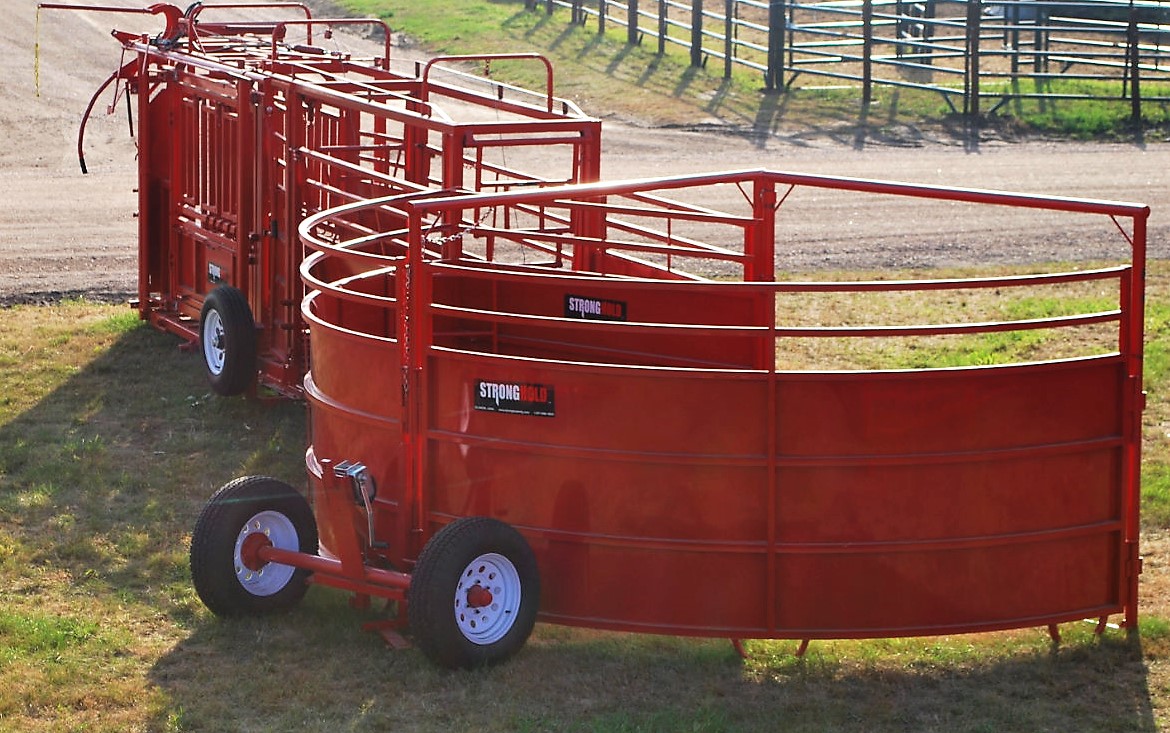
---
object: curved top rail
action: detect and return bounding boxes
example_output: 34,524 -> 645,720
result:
422,54 -> 557,114
298,190 -> 448,269
187,2 -> 311,43
300,252 -> 402,305
410,168 -> 1151,222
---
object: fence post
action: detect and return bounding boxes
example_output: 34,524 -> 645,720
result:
525,0 -> 536,9
629,0 -> 639,44
923,0 -> 936,66
546,0 -> 554,14
1127,10 -> 1142,122
658,0 -> 668,54
963,0 -> 980,116
766,0 -> 785,89
691,0 -> 704,67
725,0 -> 734,78
862,0 -> 873,108
600,0 -> 606,33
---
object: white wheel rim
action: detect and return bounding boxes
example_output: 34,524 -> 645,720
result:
454,553 -> 522,645
203,309 -> 226,376
233,510 -> 298,596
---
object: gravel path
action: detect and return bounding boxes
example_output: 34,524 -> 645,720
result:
2,0 -> 1164,304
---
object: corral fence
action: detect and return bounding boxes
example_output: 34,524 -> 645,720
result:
524,0 -> 1170,117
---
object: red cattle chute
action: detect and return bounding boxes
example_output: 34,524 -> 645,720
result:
40,2 -> 602,398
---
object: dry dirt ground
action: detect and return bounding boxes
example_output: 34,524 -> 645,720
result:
5,0 -> 1170,623
3,0 -> 1168,304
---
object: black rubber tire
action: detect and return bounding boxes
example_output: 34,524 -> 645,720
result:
200,285 -> 257,397
408,517 -> 540,669
190,476 -> 318,617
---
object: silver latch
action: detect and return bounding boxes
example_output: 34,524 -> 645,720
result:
333,460 -> 377,504
332,461 -> 384,549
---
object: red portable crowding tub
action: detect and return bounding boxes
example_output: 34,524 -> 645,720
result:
42,3 -> 1148,669
203,169 -> 1146,668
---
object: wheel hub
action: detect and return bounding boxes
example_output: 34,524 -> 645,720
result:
202,309 -> 226,374
232,510 -> 300,597
454,553 -> 522,645
465,584 -> 493,608
238,531 -> 272,571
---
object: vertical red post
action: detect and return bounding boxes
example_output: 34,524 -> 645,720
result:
1122,211 -> 1149,630
577,120 -> 604,183
748,173 -> 776,283
403,206 -> 428,560
135,49 -> 153,320
236,78 -> 258,315
317,458 -> 368,580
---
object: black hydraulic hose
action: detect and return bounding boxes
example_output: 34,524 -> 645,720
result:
125,81 -> 134,139
76,70 -> 123,175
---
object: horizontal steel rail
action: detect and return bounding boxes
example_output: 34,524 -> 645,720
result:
524,0 -> 1170,114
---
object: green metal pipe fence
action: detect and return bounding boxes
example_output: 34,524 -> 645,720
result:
525,0 -> 1170,118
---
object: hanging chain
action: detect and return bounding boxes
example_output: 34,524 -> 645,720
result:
423,207 -> 494,247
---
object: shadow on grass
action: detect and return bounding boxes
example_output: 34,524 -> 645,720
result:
511,8 -> 555,38
0,309 -> 1160,731
146,596 -> 1159,732
0,319 -> 306,623
602,39 -> 636,73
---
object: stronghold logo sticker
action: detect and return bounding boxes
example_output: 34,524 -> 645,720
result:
565,294 -> 627,321
474,380 -> 556,417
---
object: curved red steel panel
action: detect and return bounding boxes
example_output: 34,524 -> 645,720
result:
297,168 -> 1146,640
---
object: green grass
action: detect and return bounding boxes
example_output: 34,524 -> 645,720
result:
332,0 -> 1170,139
2,263 -> 1170,730
1147,300 -> 1170,389
884,291 -> 1118,368
1144,298 -> 1170,527
771,272 -> 1122,370
984,78 -> 1170,139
